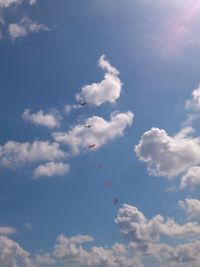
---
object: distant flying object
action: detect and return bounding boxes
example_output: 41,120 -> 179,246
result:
88,144 -> 96,148
79,102 -> 86,106
113,197 -> 119,205
95,164 -> 103,168
85,124 -> 92,128
104,181 -> 112,187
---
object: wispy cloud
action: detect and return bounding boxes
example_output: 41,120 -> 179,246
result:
0,226 -> 17,236
8,17 -> 49,40
179,198 -> 200,221
0,140 -> 66,169
22,109 -> 61,129
0,0 -> 21,8
180,166 -> 200,190
33,162 -> 70,179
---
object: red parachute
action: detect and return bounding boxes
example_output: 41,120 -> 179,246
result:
88,144 -> 96,148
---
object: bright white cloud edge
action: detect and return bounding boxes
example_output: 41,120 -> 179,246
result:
75,55 -> 122,107
22,109 -> 61,129
33,162 -> 70,179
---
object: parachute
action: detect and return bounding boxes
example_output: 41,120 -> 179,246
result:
113,197 -> 119,205
85,125 -> 92,128
88,144 -> 96,148
79,102 -> 86,106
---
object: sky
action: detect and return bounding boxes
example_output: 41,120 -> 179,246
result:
2,0 -> 200,266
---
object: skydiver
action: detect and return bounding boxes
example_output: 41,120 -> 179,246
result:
95,164 -> 103,168
88,144 -> 96,148
85,125 -> 92,128
79,102 -> 86,106
113,197 -> 119,205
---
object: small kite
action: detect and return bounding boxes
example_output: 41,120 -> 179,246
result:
113,197 -> 119,205
88,144 -> 96,148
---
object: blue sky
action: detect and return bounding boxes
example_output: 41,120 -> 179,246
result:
1,0 -> 200,266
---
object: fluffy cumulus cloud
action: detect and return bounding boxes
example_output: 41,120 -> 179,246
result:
53,234 -> 143,267
22,109 -> 61,129
2,204 -> 200,267
116,204 -> 200,248
146,241 -> 200,267
35,253 -> 55,267
135,127 -> 200,178
185,85 -> 200,111
75,55 -> 122,106
8,17 -> 49,40
53,111 -> 134,155
179,198 -> 200,221
180,166 -> 200,190
0,236 -> 33,267
0,140 -> 65,169
33,162 -> 70,179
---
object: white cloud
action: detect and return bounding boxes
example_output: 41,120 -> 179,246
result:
53,234 -> 143,267
116,204 -> 200,248
53,235 -> 94,259
53,111 -> 134,155
0,140 -> 66,169
0,226 -> 17,236
146,241 -> 200,266
184,85 -> 200,128
22,109 -> 61,129
0,0 -> 36,8
0,236 -> 33,267
63,104 -> 80,115
0,17 -> 4,38
179,198 -> 200,221
35,253 -> 55,267
64,104 -> 72,115
8,23 -> 27,39
185,85 -> 200,111
0,0 -> 20,8
33,162 -> 70,179
75,55 -> 122,106
180,166 -> 200,190
98,54 -> 119,76
135,127 -> 200,178
28,0 -> 36,5
8,17 -> 49,40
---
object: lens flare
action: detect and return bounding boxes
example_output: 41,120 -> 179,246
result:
158,0 -> 200,55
